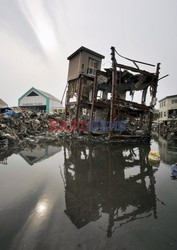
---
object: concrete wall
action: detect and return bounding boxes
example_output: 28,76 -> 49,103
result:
67,53 -> 81,81
49,99 -> 63,112
19,95 -> 46,107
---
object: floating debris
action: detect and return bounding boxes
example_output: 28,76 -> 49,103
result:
148,150 -> 160,166
171,163 -> 177,179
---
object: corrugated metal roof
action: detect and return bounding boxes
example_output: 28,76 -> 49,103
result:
37,89 -> 61,103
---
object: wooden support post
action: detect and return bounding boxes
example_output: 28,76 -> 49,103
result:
149,63 -> 160,131
89,71 -> 98,133
76,75 -> 83,123
64,84 -> 69,120
151,63 -> 160,107
148,110 -> 153,132
109,47 -> 117,139
65,106 -> 68,120
141,88 -> 147,105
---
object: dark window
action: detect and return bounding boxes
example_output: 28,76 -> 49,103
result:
172,99 -> 177,104
27,91 -> 39,97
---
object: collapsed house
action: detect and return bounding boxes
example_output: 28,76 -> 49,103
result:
65,46 -> 161,140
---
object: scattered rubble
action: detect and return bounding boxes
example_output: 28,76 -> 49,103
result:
0,109 -> 62,149
0,107 -> 151,152
159,121 -> 177,140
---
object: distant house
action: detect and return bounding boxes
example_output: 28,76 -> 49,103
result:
0,98 -> 8,109
159,95 -> 177,121
18,87 -> 63,113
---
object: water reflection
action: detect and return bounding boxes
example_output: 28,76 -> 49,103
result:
158,135 -> 177,164
62,142 -> 158,238
0,158 -> 7,165
0,144 -> 61,167
2,140 -> 176,249
36,200 -> 48,215
19,145 -> 61,165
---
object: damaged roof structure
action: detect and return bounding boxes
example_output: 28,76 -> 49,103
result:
65,46 -> 162,141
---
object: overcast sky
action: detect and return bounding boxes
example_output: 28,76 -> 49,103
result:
0,0 -> 176,106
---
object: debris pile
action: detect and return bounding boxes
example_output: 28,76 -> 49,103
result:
0,109 -> 63,149
159,121 -> 177,140
0,108 -> 149,151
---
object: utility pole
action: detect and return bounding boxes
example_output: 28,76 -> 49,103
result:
109,46 -> 117,139
148,63 -> 161,131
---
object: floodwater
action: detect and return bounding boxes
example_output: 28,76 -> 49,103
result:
0,137 -> 177,250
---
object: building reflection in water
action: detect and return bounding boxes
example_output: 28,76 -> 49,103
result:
19,145 -> 61,165
158,135 -> 177,165
62,142 -> 158,238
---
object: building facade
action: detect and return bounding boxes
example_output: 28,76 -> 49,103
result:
159,95 -> 177,121
18,87 -> 63,113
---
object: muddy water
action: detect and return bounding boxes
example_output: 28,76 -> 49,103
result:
0,139 -> 177,250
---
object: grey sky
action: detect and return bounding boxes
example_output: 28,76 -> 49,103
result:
0,0 -> 176,106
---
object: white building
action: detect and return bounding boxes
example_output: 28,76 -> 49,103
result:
18,87 -> 63,113
159,95 -> 177,121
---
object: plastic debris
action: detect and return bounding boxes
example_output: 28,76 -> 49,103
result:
148,151 -> 160,165
171,163 -> 177,179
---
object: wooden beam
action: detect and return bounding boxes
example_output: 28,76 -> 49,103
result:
89,71 -> 98,133
75,76 -> 83,123
116,63 -> 155,76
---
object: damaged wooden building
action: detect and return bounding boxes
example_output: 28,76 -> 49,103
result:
65,46 -> 161,140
